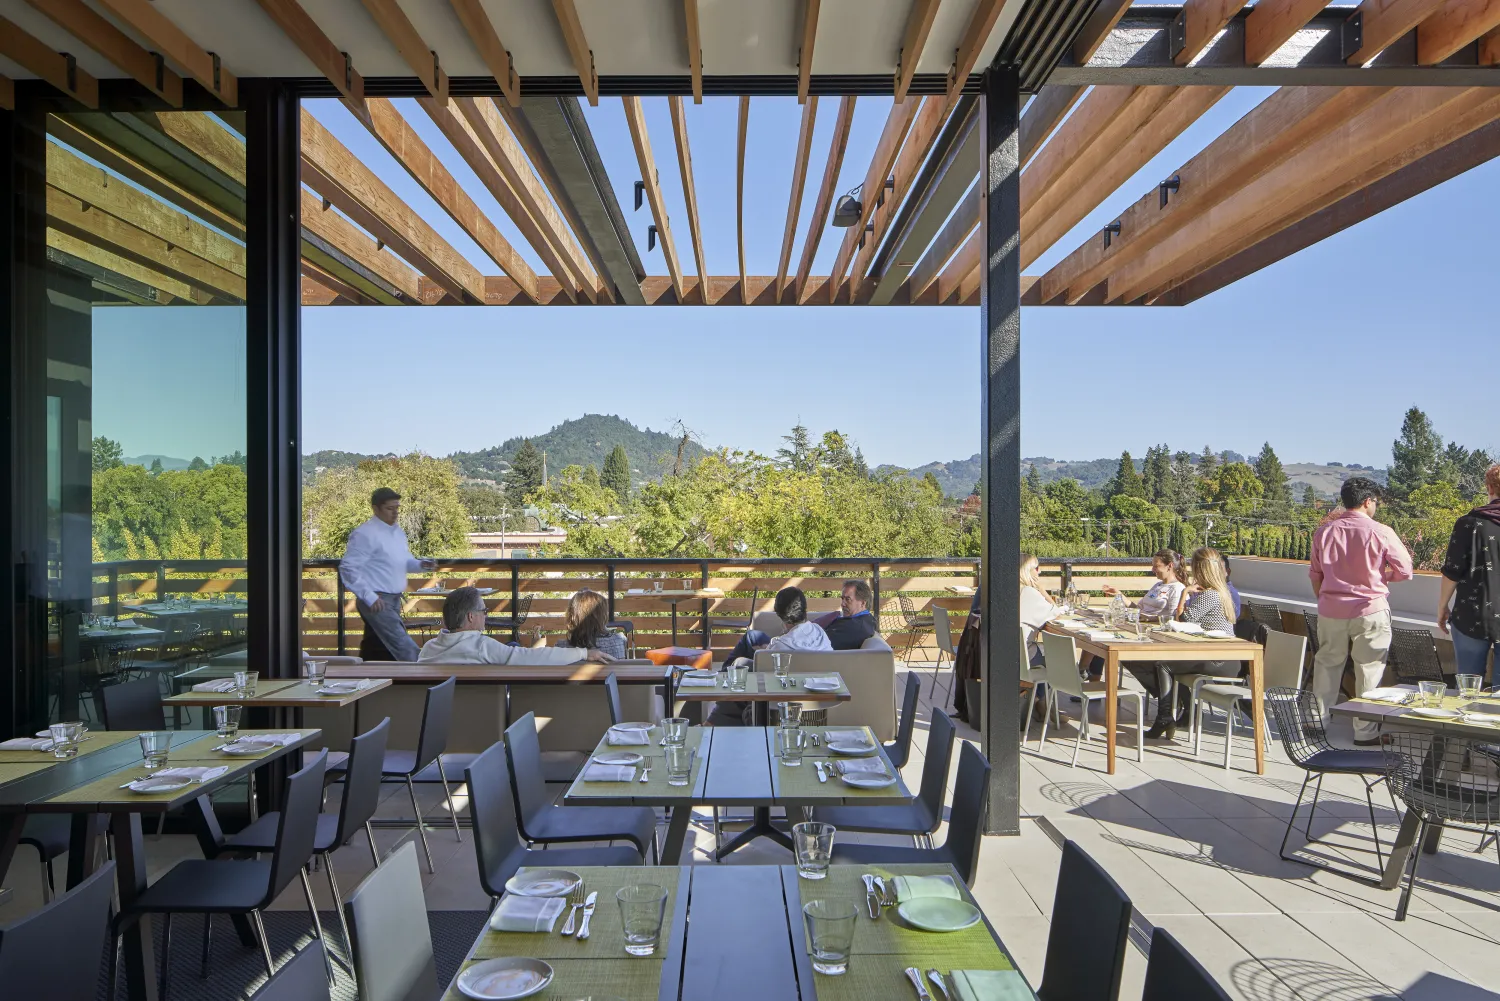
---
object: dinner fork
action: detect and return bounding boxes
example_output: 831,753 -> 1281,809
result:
561,882 -> 586,935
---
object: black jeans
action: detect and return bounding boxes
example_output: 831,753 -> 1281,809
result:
1126,659 -> 1237,724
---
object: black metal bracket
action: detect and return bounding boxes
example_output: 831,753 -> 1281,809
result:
155,52 -> 168,92
1168,10 -> 1187,62
1158,174 -> 1180,209
647,224 -> 658,251
342,52 -> 353,93
1103,219 -> 1122,249
1342,11 -> 1363,62
63,53 -> 78,92
634,180 -> 645,210
877,176 -> 894,209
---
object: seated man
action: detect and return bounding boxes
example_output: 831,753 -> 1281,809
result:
823,579 -> 879,650
418,587 -> 614,665
708,587 -> 831,726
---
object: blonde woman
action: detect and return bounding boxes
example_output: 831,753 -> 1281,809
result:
1127,547 -> 1238,739
1019,554 -> 1056,667
556,589 -> 628,660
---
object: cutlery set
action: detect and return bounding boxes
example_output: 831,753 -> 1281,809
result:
558,884 -> 597,938
860,873 -> 895,919
904,965 -> 959,1000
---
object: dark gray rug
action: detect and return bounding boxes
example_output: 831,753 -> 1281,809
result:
98,910 -> 487,1000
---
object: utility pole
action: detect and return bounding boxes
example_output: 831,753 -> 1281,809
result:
542,451 -> 548,487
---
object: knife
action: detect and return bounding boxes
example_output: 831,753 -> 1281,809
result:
927,969 -> 953,1001
861,874 -> 880,920
904,966 -> 933,1000
576,891 -> 598,940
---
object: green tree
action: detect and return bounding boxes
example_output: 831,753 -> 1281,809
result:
303,452 -> 471,558
1168,451 -> 1198,515
1390,406 -> 1443,500
1042,478 -> 1091,542
1142,445 -> 1172,505
458,483 -> 509,527
777,424 -> 815,473
1201,461 -> 1264,516
211,450 -> 247,472
92,436 -> 123,473
149,458 -> 163,475
852,447 -> 869,478
509,439 -> 545,500
188,456 -> 208,472
1301,483 -> 1318,508
1110,451 -> 1146,499
817,431 -> 861,476
1253,442 -> 1291,508
1025,464 -> 1044,496
1197,446 -> 1219,480
602,444 -> 631,502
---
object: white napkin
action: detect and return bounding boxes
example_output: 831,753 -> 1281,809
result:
317,681 -> 364,694
1204,629 -> 1235,639
192,679 -> 238,693
803,675 -> 841,688
678,676 -> 718,687
1164,621 -> 1204,634
1084,630 -> 1118,642
155,766 -> 229,783
233,733 -> 305,747
835,758 -> 888,776
489,895 -> 566,933
825,729 -> 871,746
1362,688 -> 1413,704
892,873 -> 960,902
0,737 -> 52,751
580,763 -> 635,782
606,728 -> 649,746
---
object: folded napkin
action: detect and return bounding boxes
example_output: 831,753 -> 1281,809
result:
892,874 -> 960,903
580,763 -> 635,782
1084,630 -> 1119,642
1361,688 -> 1413,704
1204,629 -> 1235,639
155,766 -> 229,783
951,969 -> 1034,1001
678,676 -> 719,687
1164,621 -> 1204,634
0,737 -> 52,751
824,729 -> 871,745
606,728 -> 649,746
803,675 -> 841,687
489,895 -> 566,933
192,679 -> 239,693
232,733 -> 305,747
317,681 -> 365,693
835,758 -> 888,776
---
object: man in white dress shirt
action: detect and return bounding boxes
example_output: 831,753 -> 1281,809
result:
341,487 -> 431,661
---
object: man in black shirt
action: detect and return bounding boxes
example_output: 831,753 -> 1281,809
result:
824,580 -> 880,650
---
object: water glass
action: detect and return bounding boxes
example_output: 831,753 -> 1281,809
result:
139,731 -> 171,772
1457,674 -> 1483,698
778,727 -> 808,766
48,722 -> 83,759
213,704 -> 242,739
726,661 -> 748,692
234,670 -> 259,697
616,884 -> 669,956
770,651 -> 791,682
664,744 -> 694,786
776,701 -> 803,729
1418,680 -> 1446,707
802,899 -> 857,974
661,717 -> 688,746
304,660 -> 327,686
793,821 -> 835,880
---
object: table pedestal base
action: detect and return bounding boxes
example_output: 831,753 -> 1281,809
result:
714,806 -> 794,860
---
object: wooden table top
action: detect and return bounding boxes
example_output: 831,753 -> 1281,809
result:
1045,615 -> 1262,660
673,672 -> 852,703
1333,687 -> 1500,739
164,677 -> 392,707
622,587 -> 724,599
325,661 -> 671,684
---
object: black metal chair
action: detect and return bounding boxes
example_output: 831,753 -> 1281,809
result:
896,593 -> 934,664
830,741 -> 991,885
344,842 -> 441,1001
222,717 -> 391,970
1036,840 -> 1132,1001
708,587 -> 758,637
110,751 -> 333,996
466,742 -> 641,902
884,671 -> 922,769
99,677 -> 168,731
0,860 -> 115,1001
487,592 -> 534,641
1141,927 -> 1232,1001
1244,600 -> 1285,637
604,671 -> 623,726
19,814 -> 71,903
1302,611 -> 1320,660
1384,732 -> 1500,921
1389,626 -> 1449,686
812,708 -> 957,847
1265,686 -> 1396,875
503,711 -> 657,861
248,943 -> 331,1001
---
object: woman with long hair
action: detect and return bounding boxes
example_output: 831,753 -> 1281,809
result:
1103,549 -> 1187,622
1126,547 -> 1238,739
557,589 -> 627,660
1019,554 -> 1055,667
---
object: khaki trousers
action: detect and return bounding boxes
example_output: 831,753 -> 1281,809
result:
1312,610 -> 1392,741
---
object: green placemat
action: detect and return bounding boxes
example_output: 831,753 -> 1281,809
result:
570,728 -> 705,801
444,957 -> 663,1001
812,953 -> 1020,1000
169,729 -> 312,760
471,866 -> 681,961
773,728 -> 900,802
43,759 -> 252,807
0,729 -> 139,763
0,761 -> 57,784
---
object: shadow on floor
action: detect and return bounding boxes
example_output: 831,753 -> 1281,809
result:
1231,956 -> 1399,1001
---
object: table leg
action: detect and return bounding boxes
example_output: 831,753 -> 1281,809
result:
66,812 -> 106,889
714,806 -> 794,860
113,811 -> 159,1001
0,813 -> 23,891
1250,647 -> 1266,774
1380,807 -> 1426,890
670,600 -> 679,646
1105,651 -> 1119,774
661,804 -> 693,863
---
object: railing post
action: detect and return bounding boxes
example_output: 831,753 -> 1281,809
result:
1061,560 -> 1073,594
157,562 -> 168,604
700,559 -> 710,650
872,563 -> 882,622
606,563 -> 616,622
510,562 -> 520,643
109,567 -> 119,619
336,570 -> 347,656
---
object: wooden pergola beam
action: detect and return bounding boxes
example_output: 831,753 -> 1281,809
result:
0,76 -> 11,111
935,227 -> 980,304
299,189 -> 421,302
1019,86 -> 1084,169
793,95 -> 855,303
252,0 -> 363,105
48,227 -> 196,303
1176,0 -> 1246,66
776,97 -> 818,302
1349,0 -> 1452,63
668,96 -> 709,298
827,97 -> 920,302
551,0 -> 598,106
1245,0 -> 1332,64
946,0 -> 1005,106
1417,0 -> 1500,63
0,15 -> 99,108
300,259 -> 371,305
357,0 -> 447,103
90,0 -> 235,105
895,0 -> 941,103
300,107 -> 485,303
737,96 -> 750,297
27,0 -> 182,106
448,0 -> 518,106
393,274 -> 986,306
798,0 -> 821,104
849,95 -> 949,299
623,96 -> 685,301
684,0 -> 703,103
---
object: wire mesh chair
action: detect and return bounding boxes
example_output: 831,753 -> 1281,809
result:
1383,731 -> 1500,920
1265,686 -> 1397,877
1389,627 -> 1448,686
896,593 -> 934,664
708,587 -> 758,637
1302,611 -> 1320,659
1244,601 -> 1285,636
487,592 -> 534,642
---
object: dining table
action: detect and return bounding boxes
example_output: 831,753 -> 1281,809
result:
443,862 -> 1034,1000
673,670 -> 853,725
1044,611 -> 1267,774
624,586 -> 725,644
0,727 -> 321,1001
565,721 -> 912,863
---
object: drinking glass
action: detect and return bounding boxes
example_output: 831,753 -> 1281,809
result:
661,717 -> 688,746
776,701 -> 803,729
48,722 -> 83,759
726,661 -> 748,692
802,899 -> 857,974
777,727 -> 807,766
616,884 -> 669,956
213,704 -> 242,739
234,670 -> 259,697
139,731 -> 171,772
304,660 -> 327,686
1457,674 -> 1483,698
793,821 -> 835,880
770,651 -> 791,683
1418,680 -> 1446,708
664,744 -> 694,786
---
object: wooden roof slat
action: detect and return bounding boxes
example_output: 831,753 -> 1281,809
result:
895,0 -> 941,103
623,96 -> 685,302
1245,0 -> 1334,64
668,96 -> 709,298
551,0 -> 598,106
849,95 -> 947,300
827,97 -> 920,303
907,181 -> 977,299
737,95 -> 750,297
684,0 -> 703,103
448,0 -> 518,107
299,189 -> 421,302
250,0 -> 362,104
1483,24 -> 1500,61
1019,85 -> 1139,227
935,227 -> 980,304
947,0 -> 1006,104
793,95 -> 855,304
1349,0 -> 1453,63
1019,85 -> 1084,170
1176,0 -> 1246,66
27,0 -> 182,106
300,258 -> 371,305
90,0 -> 235,105
1417,0 -> 1500,63
300,107 -> 485,303
356,0 -> 446,103
49,226 -> 195,302
776,96 -> 819,303
0,14 -> 99,108
798,0 -> 821,104
1035,86 -> 1387,305
301,274 -> 341,306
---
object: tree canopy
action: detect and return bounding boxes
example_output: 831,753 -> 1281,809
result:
602,444 -> 631,502
303,452 -> 471,558
509,439 -> 545,500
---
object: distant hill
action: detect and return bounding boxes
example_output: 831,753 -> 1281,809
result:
875,456 -> 981,499
1285,462 -> 1387,499
450,414 -> 708,487
303,449 -> 387,482
124,454 -> 191,471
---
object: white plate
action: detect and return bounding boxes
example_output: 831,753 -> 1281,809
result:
316,684 -> 360,696
218,740 -> 276,755
682,669 -> 716,679
802,680 -> 840,692
128,776 -> 193,794
592,751 -> 644,766
454,958 -> 554,1000
1406,707 -> 1463,719
840,772 -> 897,789
1460,714 -> 1500,726
610,722 -> 653,733
502,869 -> 581,898
825,741 -> 877,756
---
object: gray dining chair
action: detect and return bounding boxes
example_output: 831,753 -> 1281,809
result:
467,742 -> 641,902
344,841 -> 441,1001
1190,630 -> 1306,770
1036,840 -> 1132,1001
830,741 -> 991,885
248,943 -> 331,1001
604,671 -> 623,726
1141,927 -> 1232,1001
1037,632 -> 1144,766
812,708 -> 957,847
884,671 -> 922,769
930,604 -> 959,704
99,677 -> 167,731
0,860 -> 115,1001
18,814 -> 71,903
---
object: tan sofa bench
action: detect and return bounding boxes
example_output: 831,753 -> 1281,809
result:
752,638 -> 897,742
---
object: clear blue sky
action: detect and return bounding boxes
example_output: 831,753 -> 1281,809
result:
90,95 -> 1500,469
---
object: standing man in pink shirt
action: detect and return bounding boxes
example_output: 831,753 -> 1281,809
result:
1309,477 -> 1414,744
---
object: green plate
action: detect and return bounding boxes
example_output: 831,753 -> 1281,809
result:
897,897 -> 982,933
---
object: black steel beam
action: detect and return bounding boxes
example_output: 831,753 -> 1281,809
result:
295,73 -> 989,99
980,67 -> 1023,836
